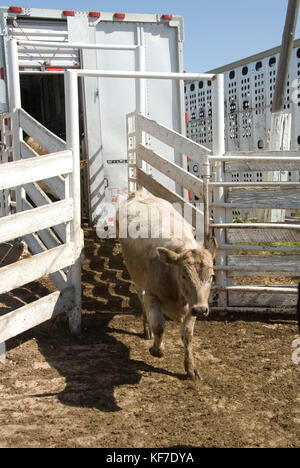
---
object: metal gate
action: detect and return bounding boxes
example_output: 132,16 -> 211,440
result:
128,74 -> 300,315
0,40 -> 83,361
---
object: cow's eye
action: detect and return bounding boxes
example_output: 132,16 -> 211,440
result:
182,273 -> 187,280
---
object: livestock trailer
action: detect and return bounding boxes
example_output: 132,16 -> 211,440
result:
185,39 -> 300,212
0,6 -> 186,228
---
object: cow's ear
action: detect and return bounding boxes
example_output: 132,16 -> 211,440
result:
157,247 -> 179,264
205,236 -> 218,259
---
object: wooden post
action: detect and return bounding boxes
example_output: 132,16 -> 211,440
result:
64,70 -> 82,336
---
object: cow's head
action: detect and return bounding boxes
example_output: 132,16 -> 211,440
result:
157,237 -> 217,318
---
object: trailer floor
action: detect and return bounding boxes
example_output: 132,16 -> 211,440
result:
0,227 -> 299,448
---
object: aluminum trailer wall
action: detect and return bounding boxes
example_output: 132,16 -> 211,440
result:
0,6 -> 185,227
185,39 -> 300,210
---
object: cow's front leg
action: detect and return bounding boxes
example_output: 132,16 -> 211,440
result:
136,288 -> 152,340
181,313 -> 202,381
144,293 -> 165,358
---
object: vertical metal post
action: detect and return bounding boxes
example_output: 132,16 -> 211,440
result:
64,70 -> 82,336
136,25 -> 148,182
202,157 -> 210,245
137,25 -> 146,116
212,74 -> 227,310
7,39 -> 22,213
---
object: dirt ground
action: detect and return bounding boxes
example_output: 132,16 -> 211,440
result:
0,226 -> 299,448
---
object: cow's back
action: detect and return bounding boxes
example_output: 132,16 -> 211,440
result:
117,191 -> 198,290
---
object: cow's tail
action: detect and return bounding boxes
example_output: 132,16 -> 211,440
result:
297,282 -> 300,334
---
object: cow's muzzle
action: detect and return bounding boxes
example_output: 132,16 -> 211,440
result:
191,305 -> 210,318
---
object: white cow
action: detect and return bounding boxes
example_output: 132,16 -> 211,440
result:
117,191 -> 217,380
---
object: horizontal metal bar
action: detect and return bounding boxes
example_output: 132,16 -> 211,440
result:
210,306 -> 296,314
214,265 -> 300,273
224,150 -> 300,158
75,70 -> 216,81
17,40 -> 139,51
218,243 -> 300,253
211,181 -> 300,187
211,202 -> 300,209
211,154 -> 300,162
210,223 -> 300,230
212,285 -> 298,294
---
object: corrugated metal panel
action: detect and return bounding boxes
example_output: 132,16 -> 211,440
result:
8,19 -> 79,68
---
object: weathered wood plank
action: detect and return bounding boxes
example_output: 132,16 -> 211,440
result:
0,289 -> 74,343
0,242 -> 74,295
21,141 -> 66,200
226,227 -> 300,243
227,185 -> 300,206
137,113 -> 211,162
0,199 -> 73,244
19,108 -> 66,153
228,291 -> 297,307
211,306 -> 296,314
23,184 -> 66,243
138,144 -> 203,198
225,160 -> 300,172
23,232 -> 70,291
0,151 -> 72,191
218,254 -> 300,277
137,167 -> 204,228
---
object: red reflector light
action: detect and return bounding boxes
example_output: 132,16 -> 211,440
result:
188,192 -> 192,201
185,112 -> 189,124
9,6 -> 23,14
114,13 -> 125,20
63,10 -> 75,17
162,14 -> 173,20
89,11 -> 100,18
45,67 -> 63,71
0,68 -> 4,80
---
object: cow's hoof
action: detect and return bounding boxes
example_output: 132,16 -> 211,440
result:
149,346 -> 164,358
187,368 -> 203,381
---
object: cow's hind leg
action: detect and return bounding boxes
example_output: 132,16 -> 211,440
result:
136,288 -> 152,340
181,314 -> 202,381
144,293 -> 165,358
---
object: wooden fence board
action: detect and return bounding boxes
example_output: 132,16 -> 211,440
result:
137,113 -> 211,162
0,289 -> 74,343
19,108 -> 66,153
138,144 -> 203,198
226,227 -> 300,243
227,186 -> 300,206
137,167 -> 203,228
0,199 -> 73,244
0,151 -> 72,191
23,232 -> 70,291
0,242 -> 74,295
